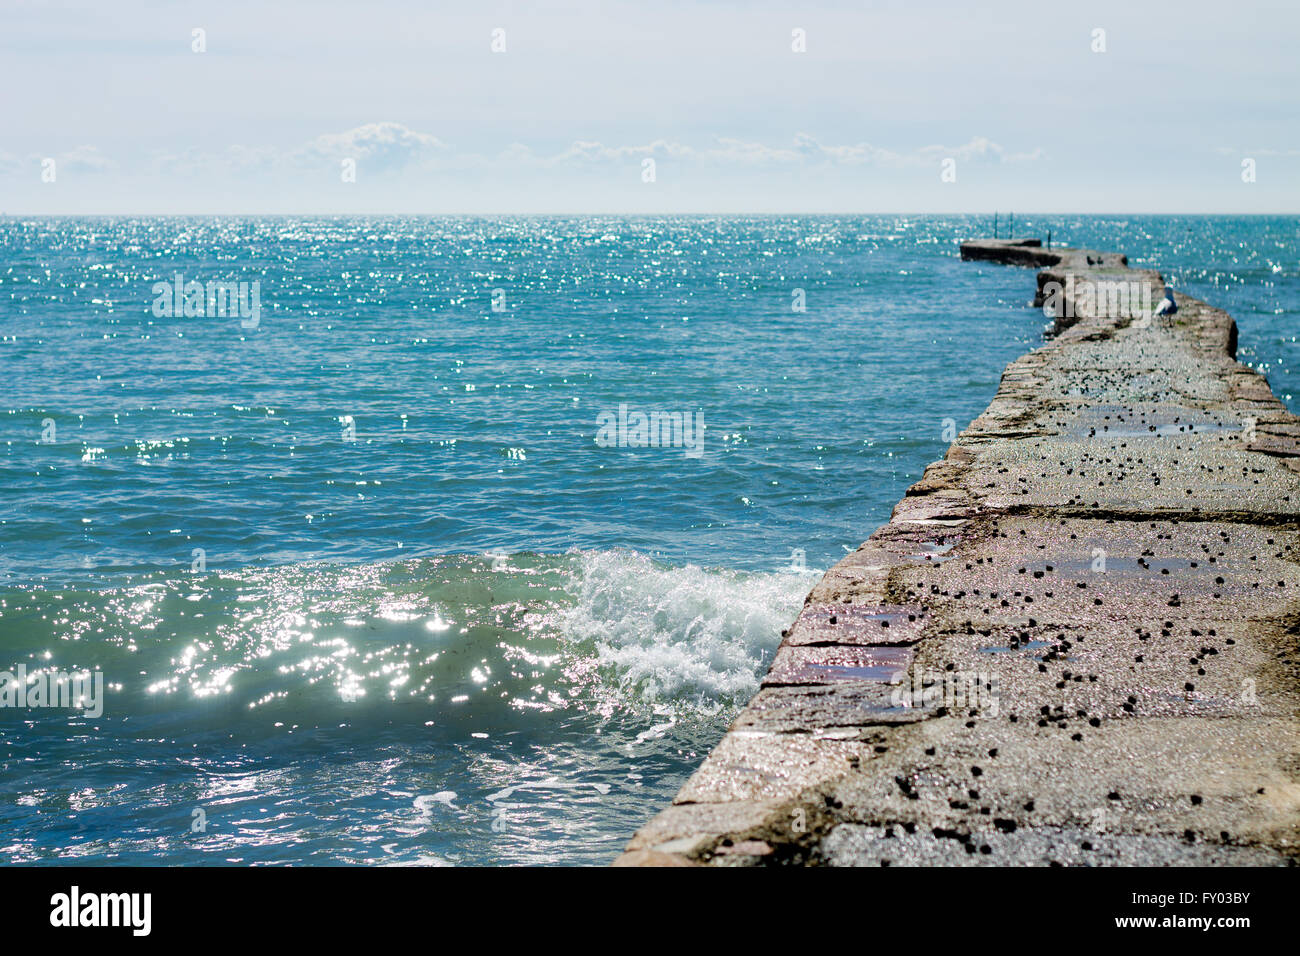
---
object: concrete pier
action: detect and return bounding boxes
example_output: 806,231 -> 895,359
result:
616,239 -> 1300,866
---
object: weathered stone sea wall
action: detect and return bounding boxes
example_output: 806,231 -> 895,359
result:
616,238 -> 1300,866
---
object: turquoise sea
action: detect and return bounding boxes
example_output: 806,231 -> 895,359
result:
2,215 -> 1296,864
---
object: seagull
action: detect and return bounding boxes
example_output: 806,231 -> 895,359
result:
1155,288 -> 1177,316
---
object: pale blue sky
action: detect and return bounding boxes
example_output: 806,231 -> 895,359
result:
1,0 -> 1297,213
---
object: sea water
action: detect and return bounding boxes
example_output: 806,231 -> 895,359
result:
1,215 -> 1295,864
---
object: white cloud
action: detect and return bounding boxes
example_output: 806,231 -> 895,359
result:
522,133 -> 1044,169
790,134 -> 906,166
918,136 -> 1043,164
292,121 -> 447,170
0,146 -> 116,177
706,138 -> 804,164
142,123 -> 446,178
545,139 -> 696,165
51,127 -> 1043,187
54,145 -> 115,173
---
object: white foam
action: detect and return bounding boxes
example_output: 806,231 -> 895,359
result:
556,549 -> 809,710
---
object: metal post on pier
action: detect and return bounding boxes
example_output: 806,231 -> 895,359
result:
993,212 -> 998,239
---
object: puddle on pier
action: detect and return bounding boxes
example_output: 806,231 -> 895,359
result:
979,639 -> 1049,655
903,541 -> 958,564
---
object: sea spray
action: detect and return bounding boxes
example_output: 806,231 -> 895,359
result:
555,549 -> 808,709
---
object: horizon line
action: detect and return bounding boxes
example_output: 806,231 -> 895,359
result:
2,211 -> 1298,218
